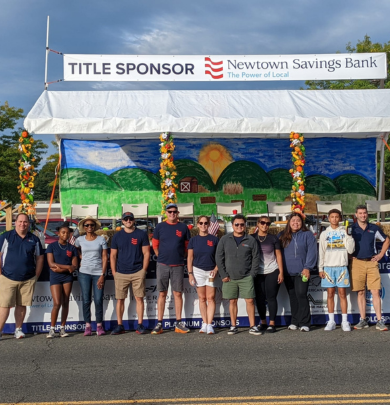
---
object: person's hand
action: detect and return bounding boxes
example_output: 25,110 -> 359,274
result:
69,265 -> 76,273
302,269 -> 310,280
371,254 -> 382,262
51,265 -> 59,273
210,270 -> 218,278
189,274 -> 196,286
97,275 -> 105,289
222,277 -> 230,283
277,272 -> 284,284
319,271 -> 325,279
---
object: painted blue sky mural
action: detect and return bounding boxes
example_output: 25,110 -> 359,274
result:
61,137 -> 377,185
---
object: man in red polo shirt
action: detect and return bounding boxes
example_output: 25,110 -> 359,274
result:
151,203 -> 191,334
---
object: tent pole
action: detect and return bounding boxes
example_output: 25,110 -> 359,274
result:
378,134 -> 386,221
44,16 -> 50,90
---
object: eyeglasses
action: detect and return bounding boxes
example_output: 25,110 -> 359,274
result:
167,210 -> 178,214
234,223 -> 245,227
123,217 -> 134,222
198,222 -> 208,225
84,223 -> 95,228
259,221 -> 271,226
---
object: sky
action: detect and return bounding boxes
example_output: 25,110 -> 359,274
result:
1,0 -> 390,161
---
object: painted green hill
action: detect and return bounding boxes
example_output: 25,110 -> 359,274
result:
175,159 -> 216,191
268,168 -> 291,190
306,175 -> 339,195
216,161 -> 272,190
60,168 -> 122,191
110,168 -> 160,191
334,174 -> 376,197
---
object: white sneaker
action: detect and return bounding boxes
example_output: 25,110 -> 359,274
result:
199,323 -> 208,333
288,324 -> 298,330
324,320 -> 336,331
14,328 -> 25,339
300,326 -> 310,332
341,321 -> 351,332
59,327 -> 69,338
207,324 -> 215,335
46,328 -> 57,339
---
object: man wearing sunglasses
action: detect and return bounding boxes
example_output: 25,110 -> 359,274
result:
110,212 -> 150,335
151,203 -> 191,334
216,214 -> 261,335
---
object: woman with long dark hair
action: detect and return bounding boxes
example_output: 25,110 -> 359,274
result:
278,213 -> 317,332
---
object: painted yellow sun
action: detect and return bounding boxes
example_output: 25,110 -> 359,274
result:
198,143 -> 233,183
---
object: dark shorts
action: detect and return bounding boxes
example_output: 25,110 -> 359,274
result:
50,270 -> 74,286
157,263 -> 184,292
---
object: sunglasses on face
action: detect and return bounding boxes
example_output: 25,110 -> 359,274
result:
234,223 -> 245,227
123,217 -> 134,222
84,223 -> 95,228
167,210 -> 178,214
259,221 -> 271,226
198,222 -> 208,225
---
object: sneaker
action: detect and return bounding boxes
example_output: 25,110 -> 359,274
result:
46,328 -> 57,339
376,319 -> 388,331
96,325 -> 106,336
324,320 -> 336,331
266,325 -> 276,333
300,326 -> 310,332
341,321 -> 351,332
288,324 -> 298,331
249,326 -> 263,335
59,327 -> 69,338
175,321 -> 190,334
207,324 -> 215,335
14,328 -> 25,339
136,324 -> 147,335
151,322 -> 163,335
111,324 -> 125,335
199,323 -> 208,334
84,325 -> 92,336
257,323 -> 268,332
227,326 -> 238,335
354,318 -> 369,330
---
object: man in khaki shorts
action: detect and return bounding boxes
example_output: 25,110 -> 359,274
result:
110,212 -> 150,335
351,205 -> 390,331
0,213 -> 44,339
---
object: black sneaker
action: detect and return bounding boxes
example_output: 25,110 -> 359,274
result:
136,324 -> 147,334
249,326 -> 263,336
151,322 -> 163,335
111,324 -> 125,335
227,326 -> 238,335
266,325 -> 276,333
257,323 -> 268,332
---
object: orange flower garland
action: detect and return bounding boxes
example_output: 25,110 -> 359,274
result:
289,131 -> 306,215
159,132 -> 178,219
17,130 -> 37,218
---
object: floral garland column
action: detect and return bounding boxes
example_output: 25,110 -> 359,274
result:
17,129 -> 38,219
159,132 -> 178,220
289,131 -> 305,215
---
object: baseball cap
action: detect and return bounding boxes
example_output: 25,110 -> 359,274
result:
166,203 -> 178,210
122,212 -> 135,220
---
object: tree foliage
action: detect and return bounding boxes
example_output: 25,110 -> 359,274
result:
305,35 -> 390,90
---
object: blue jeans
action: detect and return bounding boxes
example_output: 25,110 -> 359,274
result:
78,272 -> 104,324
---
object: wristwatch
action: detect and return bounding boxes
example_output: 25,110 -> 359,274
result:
188,272 -> 194,275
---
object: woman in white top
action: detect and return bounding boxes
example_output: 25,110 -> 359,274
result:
75,216 -> 108,336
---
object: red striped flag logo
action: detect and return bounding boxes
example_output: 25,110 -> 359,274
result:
205,57 -> 223,79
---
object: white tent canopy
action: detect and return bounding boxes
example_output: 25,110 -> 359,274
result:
24,89 -> 390,140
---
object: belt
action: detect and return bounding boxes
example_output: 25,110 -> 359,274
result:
356,257 -> 372,262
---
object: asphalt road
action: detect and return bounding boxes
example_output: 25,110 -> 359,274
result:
1,325 -> 390,405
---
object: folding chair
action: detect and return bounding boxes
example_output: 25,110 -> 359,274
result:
316,200 -> 343,238
216,202 -> 242,216
71,204 -> 99,222
266,201 -> 292,222
366,200 -> 390,222
122,203 -> 149,233
176,203 -> 194,224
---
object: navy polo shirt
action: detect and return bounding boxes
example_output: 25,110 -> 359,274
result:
111,228 -> 150,274
188,234 -> 219,271
153,222 -> 191,265
351,222 -> 387,259
0,230 -> 43,281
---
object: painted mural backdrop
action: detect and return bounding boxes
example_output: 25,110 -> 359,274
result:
60,137 -> 377,218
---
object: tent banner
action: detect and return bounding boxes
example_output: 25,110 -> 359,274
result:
63,53 -> 387,82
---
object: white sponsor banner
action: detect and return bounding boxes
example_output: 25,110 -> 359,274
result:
5,275 -> 390,333
63,53 -> 387,82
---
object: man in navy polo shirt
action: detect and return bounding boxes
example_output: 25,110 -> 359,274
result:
151,203 -> 191,334
351,205 -> 390,331
0,213 -> 44,339
110,212 -> 150,335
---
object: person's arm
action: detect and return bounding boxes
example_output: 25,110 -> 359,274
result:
187,249 -> 196,285
152,238 -> 159,257
302,233 -> 318,280
373,236 -> 390,262
110,248 -> 118,276
318,233 -> 326,279
97,247 -> 108,289
35,255 -> 44,279
275,249 -> 284,284
216,238 -> 229,281
0,252 -> 2,275
142,245 -> 150,272
250,238 -> 260,277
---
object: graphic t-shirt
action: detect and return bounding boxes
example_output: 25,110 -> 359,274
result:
251,233 -> 280,274
111,228 -> 150,274
188,234 -> 219,271
153,222 -> 191,265
75,235 -> 108,275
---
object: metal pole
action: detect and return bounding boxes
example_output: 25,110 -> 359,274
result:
378,134 -> 386,221
44,16 -> 50,90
